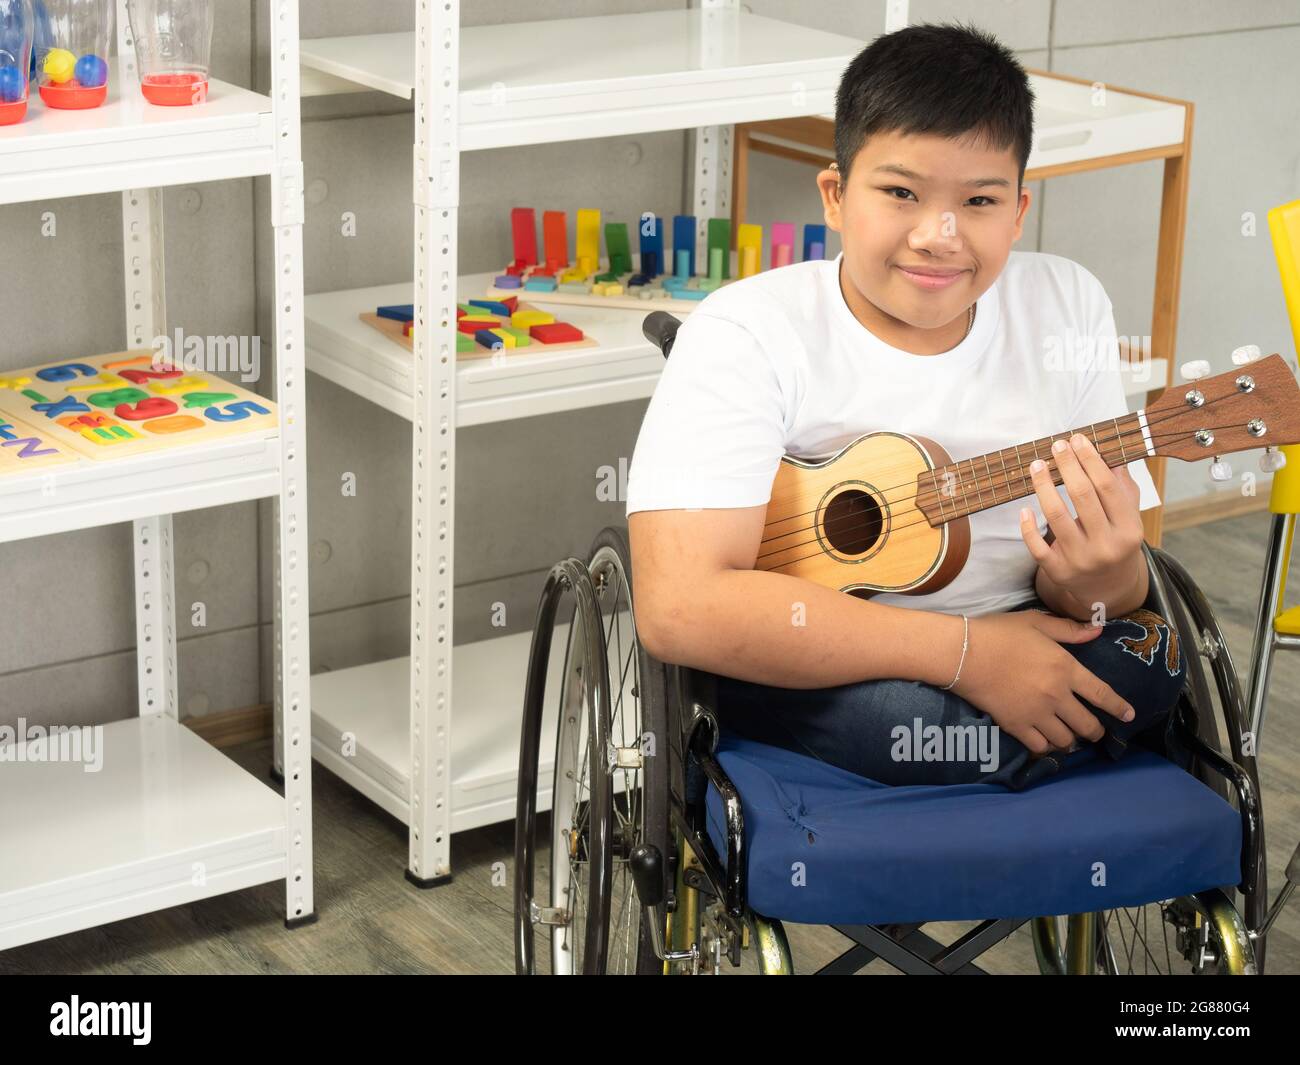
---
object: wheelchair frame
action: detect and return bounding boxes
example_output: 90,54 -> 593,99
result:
515,311 -> 1268,975
666,541 -> 1264,974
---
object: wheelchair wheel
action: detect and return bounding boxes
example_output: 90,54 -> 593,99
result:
515,526 -> 671,974
1032,889 -> 1255,974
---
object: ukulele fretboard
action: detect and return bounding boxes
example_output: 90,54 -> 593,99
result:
915,412 -> 1154,526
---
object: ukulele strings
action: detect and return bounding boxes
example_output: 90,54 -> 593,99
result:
758,392 -> 1241,547
755,404 -> 1246,568
757,417 -> 1242,572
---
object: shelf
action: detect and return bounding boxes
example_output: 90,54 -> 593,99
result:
0,715 -> 287,951
0,72 -> 275,206
305,278 -> 666,425
305,276 -> 1162,426
301,9 -> 863,148
311,624 -> 574,832
0,432 -> 280,544
746,71 -> 1187,175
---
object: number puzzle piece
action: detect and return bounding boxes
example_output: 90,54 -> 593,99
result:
204,400 -> 271,422
116,397 -> 180,421
149,375 -> 212,395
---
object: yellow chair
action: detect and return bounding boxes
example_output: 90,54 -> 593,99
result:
1244,200 -> 1300,745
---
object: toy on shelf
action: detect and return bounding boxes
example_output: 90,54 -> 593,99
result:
0,0 -> 32,125
0,349 -> 278,475
33,0 -> 110,109
126,0 -> 212,106
487,208 -> 830,312
360,296 -> 598,360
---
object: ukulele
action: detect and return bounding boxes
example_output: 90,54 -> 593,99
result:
755,353 -> 1300,598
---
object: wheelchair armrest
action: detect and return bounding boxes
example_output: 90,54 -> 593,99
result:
1170,698 -> 1261,898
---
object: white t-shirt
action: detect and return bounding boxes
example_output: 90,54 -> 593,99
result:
625,249 -> 1161,617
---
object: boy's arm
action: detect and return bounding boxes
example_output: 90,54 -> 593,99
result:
629,506 -> 967,690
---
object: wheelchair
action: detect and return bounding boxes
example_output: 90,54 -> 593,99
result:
513,314 -> 1272,976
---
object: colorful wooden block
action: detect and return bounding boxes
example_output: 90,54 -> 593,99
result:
502,327 -> 532,347
575,208 -> 601,276
771,222 -> 795,267
638,213 -> 663,277
604,222 -> 632,276
672,215 -> 696,277
530,322 -> 583,343
542,209 -> 568,271
525,275 -> 558,292
377,303 -> 414,322
707,218 -> 731,281
468,298 -> 512,316
803,223 -> 828,261
737,223 -> 762,278
510,207 -> 537,269
486,328 -> 517,349
510,309 -> 554,328
474,329 -> 504,350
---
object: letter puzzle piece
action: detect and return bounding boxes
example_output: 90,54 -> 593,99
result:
0,350 -> 279,461
0,408 -> 79,479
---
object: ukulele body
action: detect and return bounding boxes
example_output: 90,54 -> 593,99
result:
757,431 -> 970,599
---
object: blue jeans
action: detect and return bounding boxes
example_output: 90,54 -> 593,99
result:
713,598 -> 1187,790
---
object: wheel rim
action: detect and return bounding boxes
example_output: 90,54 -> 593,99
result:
1034,892 -> 1255,974
549,546 -> 646,973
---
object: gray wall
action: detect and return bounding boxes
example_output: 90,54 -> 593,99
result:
3,0 -> 1297,728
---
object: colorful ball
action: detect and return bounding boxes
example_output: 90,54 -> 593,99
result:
0,65 -> 23,104
74,54 -> 107,88
42,47 -> 75,84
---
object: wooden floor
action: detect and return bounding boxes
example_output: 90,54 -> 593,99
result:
2,510 -> 1298,974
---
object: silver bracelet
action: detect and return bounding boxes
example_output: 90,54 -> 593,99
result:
940,613 -> 969,690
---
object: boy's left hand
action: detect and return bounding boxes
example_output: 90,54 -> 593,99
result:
1018,433 -> 1144,603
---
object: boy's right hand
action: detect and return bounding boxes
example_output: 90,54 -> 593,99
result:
948,610 -> 1136,755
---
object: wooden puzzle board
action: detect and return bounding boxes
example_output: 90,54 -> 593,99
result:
0,408 -> 81,476
0,350 -> 278,472
360,304 -> 601,359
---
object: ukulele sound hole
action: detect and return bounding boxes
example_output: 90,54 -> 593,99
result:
823,489 -> 884,556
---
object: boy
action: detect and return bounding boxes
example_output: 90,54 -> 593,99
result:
625,23 -> 1185,790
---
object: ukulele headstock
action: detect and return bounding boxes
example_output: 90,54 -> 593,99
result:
1145,353 -> 1300,462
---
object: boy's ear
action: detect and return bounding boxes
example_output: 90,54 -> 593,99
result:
818,167 -> 844,232
1012,183 -> 1032,242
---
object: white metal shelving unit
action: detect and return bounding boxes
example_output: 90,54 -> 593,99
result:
297,2 -> 864,882
0,0 -> 314,950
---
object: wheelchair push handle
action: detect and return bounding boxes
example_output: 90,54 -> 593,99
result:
642,311 -> 682,360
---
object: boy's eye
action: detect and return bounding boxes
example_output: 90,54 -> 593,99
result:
968,196 -> 997,207
881,186 -> 916,201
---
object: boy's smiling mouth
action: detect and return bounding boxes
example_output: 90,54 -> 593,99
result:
895,264 -> 969,290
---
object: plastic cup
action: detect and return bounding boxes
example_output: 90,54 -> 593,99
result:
126,0 -> 211,106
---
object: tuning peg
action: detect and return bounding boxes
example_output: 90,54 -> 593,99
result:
1210,457 -> 1233,482
1180,359 -> 1211,381
1261,447 -> 1288,473
1231,344 -> 1262,365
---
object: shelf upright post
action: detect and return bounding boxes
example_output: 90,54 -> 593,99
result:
693,0 -> 738,263
407,0 -> 459,886
117,2 -> 178,720
269,0 -> 315,924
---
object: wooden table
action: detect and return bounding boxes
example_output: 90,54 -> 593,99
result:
730,68 -> 1195,548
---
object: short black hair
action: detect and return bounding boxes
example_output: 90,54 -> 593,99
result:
834,22 -> 1034,187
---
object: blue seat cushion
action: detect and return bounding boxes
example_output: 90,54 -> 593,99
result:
704,736 -> 1242,926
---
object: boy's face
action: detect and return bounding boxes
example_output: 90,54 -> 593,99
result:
818,129 -> 1031,341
